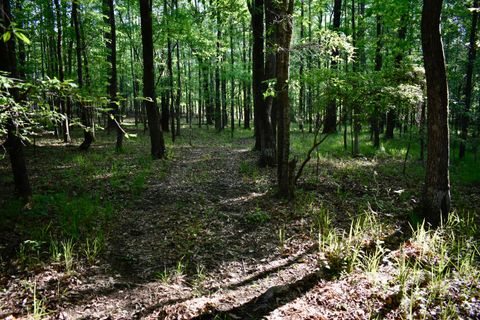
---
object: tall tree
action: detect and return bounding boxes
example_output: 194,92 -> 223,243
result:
323,0 -> 341,133
74,0 -> 94,151
0,0 -> 32,201
274,0 -> 295,198
259,0 -> 276,166
248,0 -> 265,150
372,14 -> 383,148
459,0 -> 479,159
420,0 -> 451,226
54,0 -> 71,143
139,0 -> 166,158
103,0 -> 124,152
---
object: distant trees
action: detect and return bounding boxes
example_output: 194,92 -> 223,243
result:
420,0 -> 451,226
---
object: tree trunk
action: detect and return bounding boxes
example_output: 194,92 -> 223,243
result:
299,0 -> 305,132
139,0 -> 166,159
459,0 -> 478,159
323,0 -> 341,133
259,0 -> 276,166
0,0 -> 32,201
373,14 -> 382,148
351,0 -> 360,157
248,0 -> 265,150
54,0 -> 71,143
215,2 -> 222,131
420,0 -> 451,227
230,19 -> 235,137
274,0 -> 295,198
242,24 -> 251,129
103,0 -> 123,151
73,0 -> 94,150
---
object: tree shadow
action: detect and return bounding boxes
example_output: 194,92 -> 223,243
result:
192,271 -> 323,320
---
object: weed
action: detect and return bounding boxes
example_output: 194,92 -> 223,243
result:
245,207 -> 270,224
239,161 -> 258,180
277,226 -> 286,251
84,235 -> 103,265
18,240 -> 44,267
24,281 -> 48,320
155,267 -> 172,284
61,239 -> 75,273
49,240 -> 61,262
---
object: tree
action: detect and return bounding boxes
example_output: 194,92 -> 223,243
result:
139,0 -> 166,159
73,0 -> 94,151
274,0 -> 295,198
459,0 -> 479,160
0,0 -> 32,201
247,0 -> 265,151
103,0 -> 124,152
54,0 -> 71,143
420,0 -> 451,226
323,0 -> 341,134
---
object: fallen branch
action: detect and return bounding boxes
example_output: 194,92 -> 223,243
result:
294,127 -> 330,186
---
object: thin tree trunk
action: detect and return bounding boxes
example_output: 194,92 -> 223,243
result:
230,19 -> 235,137
459,0 -> 478,159
248,0 -> 265,150
54,0 -> 71,143
73,0 -> 94,151
104,0 -> 123,151
323,0 -> 341,133
373,14 -> 382,148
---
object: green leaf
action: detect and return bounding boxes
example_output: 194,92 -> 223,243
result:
3,31 -> 11,42
15,32 -> 31,45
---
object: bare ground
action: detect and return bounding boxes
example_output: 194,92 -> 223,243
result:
1,131 -> 479,319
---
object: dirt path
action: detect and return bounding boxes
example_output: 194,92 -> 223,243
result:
56,138 -> 321,319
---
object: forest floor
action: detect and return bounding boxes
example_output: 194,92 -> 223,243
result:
1,122 -> 480,319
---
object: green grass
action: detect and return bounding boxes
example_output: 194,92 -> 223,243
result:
0,126 -> 171,270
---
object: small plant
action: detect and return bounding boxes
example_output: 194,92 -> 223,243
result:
277,226 -> 286,251
359,241 -> 385,276
245,208 -> 270,224
175,258 -> 187,278
239,161 -> 258,180
61,239 -> 75,273
315,205 -> 332,238
18,240 -> 44,267
155,267 -> 172,284
49,240 -> 61,262
25,281 -> 48,320
84,235 -> 103,265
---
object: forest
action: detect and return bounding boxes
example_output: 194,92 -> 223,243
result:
0,0 -> 479,318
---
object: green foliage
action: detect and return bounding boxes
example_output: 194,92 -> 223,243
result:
245,207 -> 270,224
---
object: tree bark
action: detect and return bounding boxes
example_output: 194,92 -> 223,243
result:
259,0 -> 277,166
248,0 -> 265,150
459,0 -> 479,159
139,0 -> 166,159
73,0 -> 94,151
54,0 -> 71,143
323,0 -> 341,133
103,0 -> 123,151
420,0 -> 451,227
373,14 -> 382,148
274,0 -> 295,198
